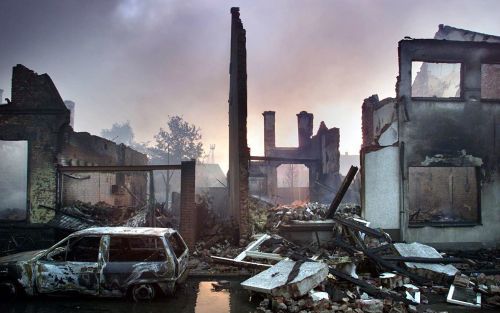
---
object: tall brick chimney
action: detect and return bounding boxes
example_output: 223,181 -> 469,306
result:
263,111 -> 275,155
297,111 -> 313,147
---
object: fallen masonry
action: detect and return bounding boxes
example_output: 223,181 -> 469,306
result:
200,165 -> 500,313
241,259 -> 329,298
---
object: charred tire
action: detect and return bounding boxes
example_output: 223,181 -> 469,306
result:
131,283 -> 156,302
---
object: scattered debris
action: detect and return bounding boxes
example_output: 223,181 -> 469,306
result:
446,284 -> 481,308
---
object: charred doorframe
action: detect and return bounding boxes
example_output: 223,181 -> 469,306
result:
397,39 -> 500,243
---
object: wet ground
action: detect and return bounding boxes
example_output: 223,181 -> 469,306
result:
0,278 -> 496,313
0,278 -> 257,313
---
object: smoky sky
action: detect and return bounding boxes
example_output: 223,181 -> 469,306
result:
1,0 -> 499,171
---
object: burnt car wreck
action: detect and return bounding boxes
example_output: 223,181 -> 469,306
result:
0,227 -> 188,301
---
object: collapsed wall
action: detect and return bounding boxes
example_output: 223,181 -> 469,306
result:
0,64 -> 147,248
250,111 -> 343,204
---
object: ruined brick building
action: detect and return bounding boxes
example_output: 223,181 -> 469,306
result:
361,25 -> 500,247
249,111 -> 342,204
0,64 -> 147,248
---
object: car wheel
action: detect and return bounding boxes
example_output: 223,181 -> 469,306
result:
131,283 -> 156,301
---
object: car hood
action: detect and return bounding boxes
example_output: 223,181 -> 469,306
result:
0,250 -> 45,263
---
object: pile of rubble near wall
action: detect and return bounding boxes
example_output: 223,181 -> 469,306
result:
209,167 -> 500,313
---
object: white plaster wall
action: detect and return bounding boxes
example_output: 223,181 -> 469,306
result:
373,103 -> 396,137
363,147 -> 400,229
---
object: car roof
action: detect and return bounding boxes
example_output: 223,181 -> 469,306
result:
71,227 -> 177,237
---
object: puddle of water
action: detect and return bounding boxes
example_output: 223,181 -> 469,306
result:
195,282 -> 230,313
0,278 -> 256,313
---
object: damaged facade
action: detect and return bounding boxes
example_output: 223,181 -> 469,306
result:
250,111 -> 343,204
0,64 -> 148,249
361,25 -> 500,246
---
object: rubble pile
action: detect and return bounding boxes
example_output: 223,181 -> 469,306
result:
231,213 -> 500,313
189,239 -> 245,273
249,196 -> 275,233
220,166 -> 500,313
266,201 -> 329,229
62,200 -> 141,226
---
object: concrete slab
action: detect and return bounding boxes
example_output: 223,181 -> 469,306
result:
393,242 -> 458,276
240,259 -> 328,298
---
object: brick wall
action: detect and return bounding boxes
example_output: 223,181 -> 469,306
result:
179,160 -> 197,248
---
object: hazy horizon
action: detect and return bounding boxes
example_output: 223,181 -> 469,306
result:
1,0 -> 499,171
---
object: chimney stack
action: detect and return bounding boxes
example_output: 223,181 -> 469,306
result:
297,111 -> 313,147
263,111 -> 275,155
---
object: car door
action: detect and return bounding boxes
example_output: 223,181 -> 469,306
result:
166,232 -> 188,279
100,235 -> 169,296
35,235 -> 102,295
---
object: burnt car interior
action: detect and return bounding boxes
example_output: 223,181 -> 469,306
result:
109,236 -> 166,262
47,236 -> 101,262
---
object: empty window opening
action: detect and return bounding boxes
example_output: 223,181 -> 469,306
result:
481,64 -> 500,99
412,62 -> 461,98
408,167 -> 479,225
109,236 -> 166,262
0,140 -> 28,221
276,164 -> 309,203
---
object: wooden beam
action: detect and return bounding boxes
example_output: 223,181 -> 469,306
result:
211,256 -> 272,270
326,166 -> 358,218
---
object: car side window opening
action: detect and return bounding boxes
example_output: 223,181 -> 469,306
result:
108,236 -> 166,262
45,239 -> 70,262
65,236 -> 102,262
167,233 -> 187,259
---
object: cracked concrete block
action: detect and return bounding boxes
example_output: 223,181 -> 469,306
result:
241,259 -> 328,298
394,242 -> 458,276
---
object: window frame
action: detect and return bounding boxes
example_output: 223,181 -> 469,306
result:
410,60 -> 464,101
407,166 -> 481,228
480,63 -> 500,101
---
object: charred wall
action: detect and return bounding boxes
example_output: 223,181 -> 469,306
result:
397,39 -> 500,246
362,35 -> 500,246
0,65 -> 70,223
0,64 -> 147,229
250,111 -> 343,204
